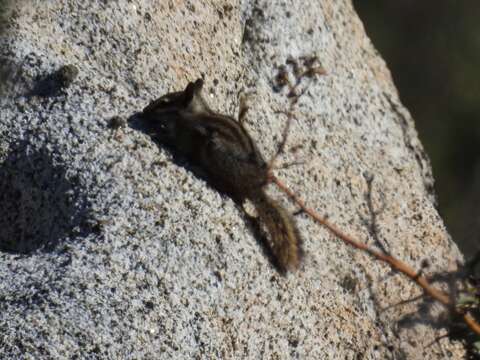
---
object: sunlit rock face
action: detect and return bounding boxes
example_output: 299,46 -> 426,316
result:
0,1 -> 465,359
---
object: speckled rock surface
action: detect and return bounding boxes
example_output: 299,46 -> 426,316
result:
0,0 -> 466,359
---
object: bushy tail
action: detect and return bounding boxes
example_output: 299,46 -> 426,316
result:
253,190 -> 303,272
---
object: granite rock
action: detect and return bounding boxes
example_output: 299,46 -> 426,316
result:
0,0 -> 465,358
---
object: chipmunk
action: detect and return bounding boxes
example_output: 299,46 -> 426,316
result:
141,79 -> 302,272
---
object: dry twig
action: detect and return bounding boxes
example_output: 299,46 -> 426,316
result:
269,56 -> 480,337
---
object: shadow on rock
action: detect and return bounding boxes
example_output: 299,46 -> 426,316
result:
29,64 -> 78,97
0,141 -> 93,254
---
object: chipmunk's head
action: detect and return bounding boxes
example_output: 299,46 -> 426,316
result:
142,78 -> 210,116
139,78 -> 211,147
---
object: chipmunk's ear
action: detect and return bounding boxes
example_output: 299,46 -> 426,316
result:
184,78 -> 211,115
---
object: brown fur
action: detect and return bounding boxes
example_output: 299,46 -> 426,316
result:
141,79 -> 303,272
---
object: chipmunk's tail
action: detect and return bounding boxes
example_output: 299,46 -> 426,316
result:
252,190 -> 303,272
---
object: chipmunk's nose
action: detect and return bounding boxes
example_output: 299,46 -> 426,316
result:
126,111 -> 153,133
131,109 -> 174,139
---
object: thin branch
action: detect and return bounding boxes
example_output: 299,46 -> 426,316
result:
269,174 -> 480,336
271,160 -> 306,171
267,110 -> 294,171
269,54 -> 480,344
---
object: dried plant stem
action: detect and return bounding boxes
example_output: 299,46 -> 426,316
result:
270,174 -> 480,336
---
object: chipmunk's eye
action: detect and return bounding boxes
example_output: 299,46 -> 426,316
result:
158,96 -> 172,104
